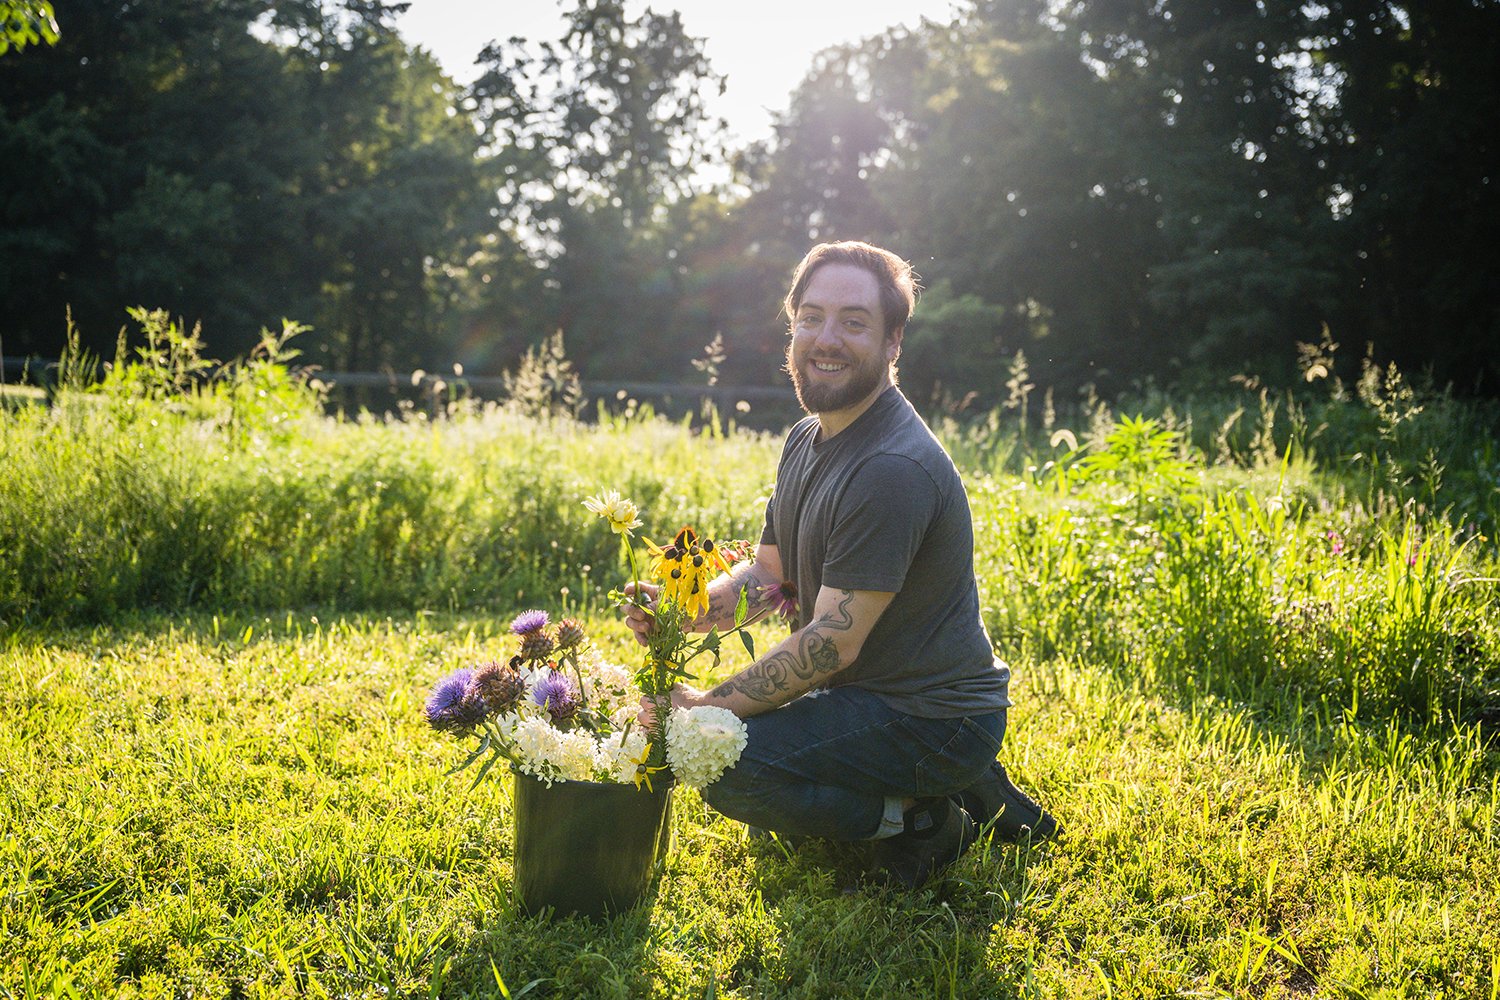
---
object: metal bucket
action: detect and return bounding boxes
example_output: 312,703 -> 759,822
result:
511,770 -> 674,919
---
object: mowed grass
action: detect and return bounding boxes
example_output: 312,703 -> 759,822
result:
2,611 -> 1496,999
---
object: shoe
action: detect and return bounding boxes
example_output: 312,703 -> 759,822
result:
955,761 -> 1061,843
871,797 -> 976,889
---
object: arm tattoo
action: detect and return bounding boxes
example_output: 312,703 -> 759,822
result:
711,590 -> 856,705
701,562 -> 777,629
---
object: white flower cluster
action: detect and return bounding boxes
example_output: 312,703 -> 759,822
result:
575,650 -> 642,710
510,714 -> 598,786
665,706 -> 748,789
597,728 -> 650,785
492,654 -> 652,786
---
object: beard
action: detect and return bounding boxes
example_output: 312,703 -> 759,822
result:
784,340 -> 889,415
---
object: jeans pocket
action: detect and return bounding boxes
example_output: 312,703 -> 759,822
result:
912,714 -> 1006,797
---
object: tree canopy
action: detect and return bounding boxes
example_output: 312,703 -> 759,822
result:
2,0 -> 1494,397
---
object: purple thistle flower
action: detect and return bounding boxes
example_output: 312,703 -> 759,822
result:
425,668 -> 486,734
510,609 -> 550,636
466,661 -> 525,714
532,670 -> 579,723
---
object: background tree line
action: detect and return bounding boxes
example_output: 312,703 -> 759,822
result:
2,0 -> 1495,403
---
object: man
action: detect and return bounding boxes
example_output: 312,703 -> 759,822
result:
626,240 -> 1056,888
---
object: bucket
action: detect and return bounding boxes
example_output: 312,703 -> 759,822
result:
511,770 -> 674,919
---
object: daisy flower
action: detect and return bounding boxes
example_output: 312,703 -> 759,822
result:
583,490 -> 643,536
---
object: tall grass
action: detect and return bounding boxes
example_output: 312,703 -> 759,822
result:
2,317 -> 1497,723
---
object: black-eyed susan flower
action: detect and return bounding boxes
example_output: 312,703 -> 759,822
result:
646,526 -> 731,623
629,742 -> 668,792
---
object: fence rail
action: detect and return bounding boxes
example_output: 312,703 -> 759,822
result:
1,356 -> 797,409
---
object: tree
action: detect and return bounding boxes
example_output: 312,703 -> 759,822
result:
466,0 -> 730,378
0,0 -> 57,55
0,0 -> 495,371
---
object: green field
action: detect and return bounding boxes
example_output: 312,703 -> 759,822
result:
2,349 -> 1498,998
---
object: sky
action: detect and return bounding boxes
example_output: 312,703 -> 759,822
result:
392,0 -> 962,145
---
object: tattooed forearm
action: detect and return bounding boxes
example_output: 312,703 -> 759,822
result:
697,560 -> 778,630
711,590 -> 856,705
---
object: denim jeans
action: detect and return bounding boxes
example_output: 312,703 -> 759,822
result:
700,686 -> 1006,840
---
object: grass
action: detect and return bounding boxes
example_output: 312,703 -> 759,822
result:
3,330 -> 1499,996
2,612 -> 1495,998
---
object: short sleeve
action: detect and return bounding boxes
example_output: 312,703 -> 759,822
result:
759,490 -> 776,546
820,454 -> 939,592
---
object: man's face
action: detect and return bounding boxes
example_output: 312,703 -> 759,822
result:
785,263 -> 897,416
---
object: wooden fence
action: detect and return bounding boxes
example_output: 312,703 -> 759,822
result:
2,356 -> 798,419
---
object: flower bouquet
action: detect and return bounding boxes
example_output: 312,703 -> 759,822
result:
422,489 -> 768,917
423,606 -> 748,794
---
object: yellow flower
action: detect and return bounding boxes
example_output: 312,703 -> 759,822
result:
630,742 -> 667,792
646,526 -> 731,623
583,490 -> 642,536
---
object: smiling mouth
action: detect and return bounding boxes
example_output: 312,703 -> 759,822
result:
810,360 -> 849,373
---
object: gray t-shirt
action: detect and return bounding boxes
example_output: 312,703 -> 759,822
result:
761,386 -> 1012,717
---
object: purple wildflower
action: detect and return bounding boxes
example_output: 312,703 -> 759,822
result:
532,670 -> 579,723
425,668 -> 486,734
555,618 -> 587,650
510,609 -> 550,636
466,661 -> 525,714
519,628 -> 556,661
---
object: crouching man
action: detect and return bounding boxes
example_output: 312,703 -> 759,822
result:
627,241 -> 1057,887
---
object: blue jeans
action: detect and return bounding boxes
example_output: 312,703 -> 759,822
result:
700,686 -> 1006,840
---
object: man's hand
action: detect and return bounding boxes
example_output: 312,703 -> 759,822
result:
621,581 -> 660,646
635,683 -> 708,727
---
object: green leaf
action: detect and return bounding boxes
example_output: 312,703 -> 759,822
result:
739,630 -> 756,660
444,732 -> 491,775
468,748 -> 501,791
734,585 -> 749,627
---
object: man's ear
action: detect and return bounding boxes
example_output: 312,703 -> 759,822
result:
886,325 -> 904,363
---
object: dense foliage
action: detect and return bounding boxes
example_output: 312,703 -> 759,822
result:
3,0 -> 1495,397
4,330 -> 1497,726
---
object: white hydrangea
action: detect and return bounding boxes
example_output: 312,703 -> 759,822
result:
575,652 -> 641,715
596,728 -> 650,785
555,728 -> 600,782
511,715 -> 598,784
665,706 -> 747,789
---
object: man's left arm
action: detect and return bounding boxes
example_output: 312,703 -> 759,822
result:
676,585 -> 894,718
